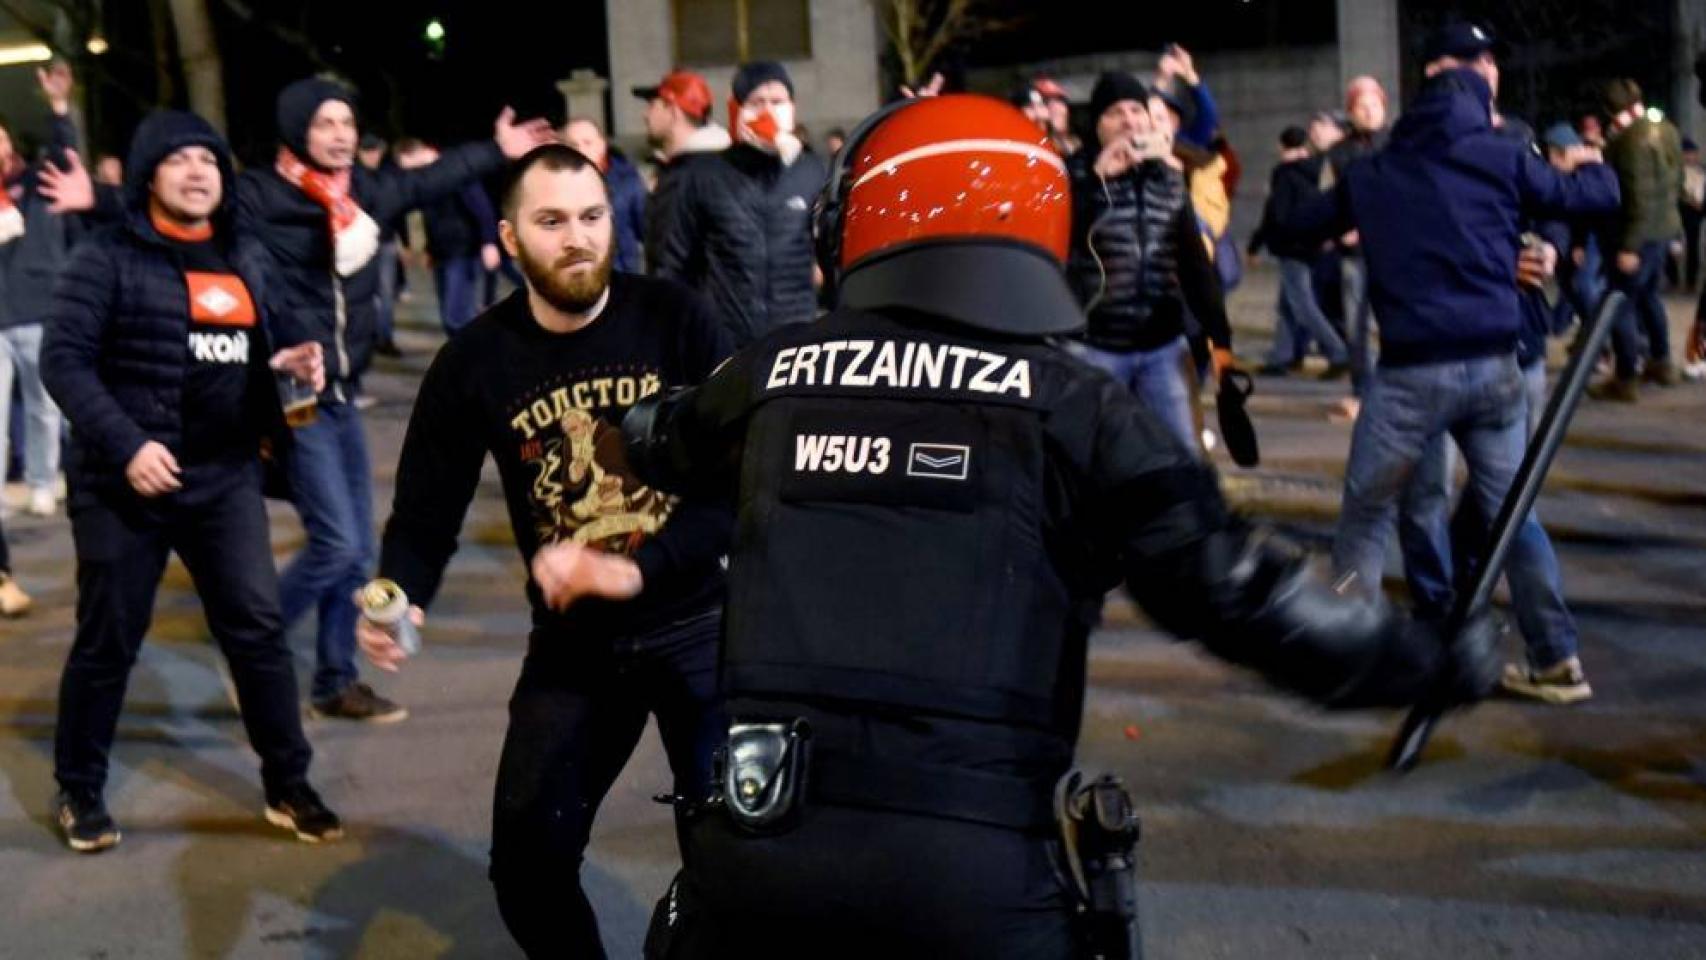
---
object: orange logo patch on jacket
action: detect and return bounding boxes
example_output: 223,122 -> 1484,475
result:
186,272 -> 257,327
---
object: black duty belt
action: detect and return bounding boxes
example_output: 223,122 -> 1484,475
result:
809,747 -> 1055,831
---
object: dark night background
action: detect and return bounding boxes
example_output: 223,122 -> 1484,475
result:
39,0 -> 1692,164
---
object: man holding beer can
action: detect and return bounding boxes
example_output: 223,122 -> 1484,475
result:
39,110 -> 341,852
356,143 -> 732,958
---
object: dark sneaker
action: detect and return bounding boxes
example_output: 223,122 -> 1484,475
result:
55,789 -> 121,853
310,682 -> 408,723
1587,377 -> 1639,403
1318,361 -> 1351,381
1501,656 -> 1593,705
264,783 -> 344,843
1642,358 -> 1682,387
1257,361 -> 1295,377
373,338 -> 404,358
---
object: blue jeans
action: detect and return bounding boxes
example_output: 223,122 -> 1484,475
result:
1267,258 -> 1349,367
373,240 -> 400,344
0,323 -> 64,493
278,400 -> 375,700
434,255 -> 483,336
1608,240 -> 1672,379
1070,337 -> 1197,454
1334,355 -> 1578,667
1341,256 -> 1378,395
1396,360 -> 1577,667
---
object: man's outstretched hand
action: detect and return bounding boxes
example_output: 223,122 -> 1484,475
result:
531,540 -> 644,612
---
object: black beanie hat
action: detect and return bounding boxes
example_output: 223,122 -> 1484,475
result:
732,61 -> 794,104
276,77 -> 357,162
124,109 -> 233,213
1088,72 -> 1150,127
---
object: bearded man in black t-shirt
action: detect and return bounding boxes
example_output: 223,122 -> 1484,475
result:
358,144 -> 734,960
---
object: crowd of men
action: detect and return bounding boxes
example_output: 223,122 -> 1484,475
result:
0,21 -> 1701,958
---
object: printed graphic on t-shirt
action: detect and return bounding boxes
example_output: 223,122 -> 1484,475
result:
186,272 -> 257,327
507,368 -> 672,554
185,271 -> 257,367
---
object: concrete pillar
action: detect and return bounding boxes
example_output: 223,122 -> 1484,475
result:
1337,0 -> 1401,103
1674,0 -> 1704,141
607,0 -> 674,142
557,69 -> 612,131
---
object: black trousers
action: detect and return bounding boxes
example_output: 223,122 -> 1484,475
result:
0,509 -> 10,573
53,473 -> 312,798
646,805 -> 1079,959
489,608 -> 723,960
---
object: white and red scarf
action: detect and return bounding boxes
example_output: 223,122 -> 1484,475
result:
729,98 -> 803,167
0,155 -> 28,245
275,147 -> 379,276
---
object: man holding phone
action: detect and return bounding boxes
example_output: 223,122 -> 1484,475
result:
1065,71 -> 1233,455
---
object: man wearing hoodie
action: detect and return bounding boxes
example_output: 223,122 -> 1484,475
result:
236,78 -> 551,722
723,62 -> 829,338
1592,78 -> 1685,401
1279,26 -> 1620,705
639,69 -> 766,343
40,110 -> 340,852
0,62 -> 79,519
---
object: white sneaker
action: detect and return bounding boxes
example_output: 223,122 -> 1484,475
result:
26,487 -> 57,517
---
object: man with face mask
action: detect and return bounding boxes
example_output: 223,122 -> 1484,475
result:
236,78 -> 552,724
40,110 -> 337,853
356,144 -> 733,959
722,61 -> 829,337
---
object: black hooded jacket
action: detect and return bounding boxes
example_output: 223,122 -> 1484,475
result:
236,78 -> 504,393
41,111 -> 289,500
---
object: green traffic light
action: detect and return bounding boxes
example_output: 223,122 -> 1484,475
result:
425,19 -> 446,42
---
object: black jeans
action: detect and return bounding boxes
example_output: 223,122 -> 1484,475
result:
54,472 -> 313,798
490,607 -> 723,960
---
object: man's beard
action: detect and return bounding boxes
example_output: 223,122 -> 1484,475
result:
517,242 -> 613,314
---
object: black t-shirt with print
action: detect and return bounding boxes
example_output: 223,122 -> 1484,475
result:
173,236 -> 262,474
378,273 -> 735,647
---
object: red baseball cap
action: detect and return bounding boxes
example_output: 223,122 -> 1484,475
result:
632,69 -> 713,122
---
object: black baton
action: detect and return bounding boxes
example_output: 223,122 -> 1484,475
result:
1387,290 -> 1626,773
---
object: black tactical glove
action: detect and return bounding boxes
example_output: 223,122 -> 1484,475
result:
1334,608 -> 1503,710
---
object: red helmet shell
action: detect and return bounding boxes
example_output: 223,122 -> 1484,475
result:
839,94 -> 1070,272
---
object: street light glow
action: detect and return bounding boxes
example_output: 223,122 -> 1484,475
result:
424,19 -> 445,42
0,43 -> 53,67
86,35 -> 109,55
1646,107 -> 1665,123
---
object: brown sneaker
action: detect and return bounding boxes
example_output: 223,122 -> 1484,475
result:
1587,377 -> 1639,403
0,573 -> 31,618
1642,358 -> 1682,386
309,682 -> 408,723
1501,656 -> 1593,705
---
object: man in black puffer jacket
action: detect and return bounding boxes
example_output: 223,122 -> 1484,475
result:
639,69 -> 768,344
236,78 -> 551,722
722,62 -> 828,337
41,110 -> 341,854
1066,71 -> 1235,456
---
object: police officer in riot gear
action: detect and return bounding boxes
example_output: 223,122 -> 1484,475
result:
616,94 -> 1500,958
